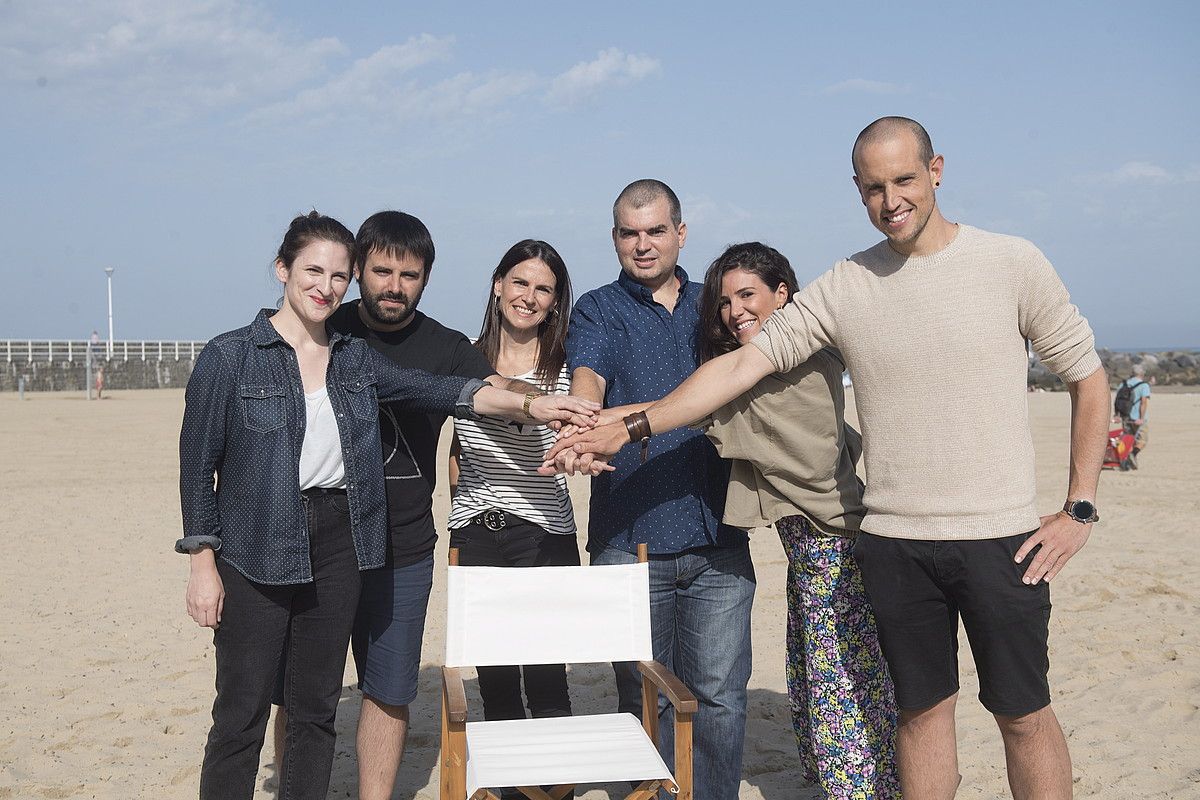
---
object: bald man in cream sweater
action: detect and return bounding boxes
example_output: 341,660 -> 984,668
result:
548,117 -> 1110,799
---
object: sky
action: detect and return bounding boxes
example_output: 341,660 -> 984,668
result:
2,1 -> 1197,349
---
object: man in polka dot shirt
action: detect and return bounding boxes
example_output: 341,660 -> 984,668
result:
564,179 -> 755,799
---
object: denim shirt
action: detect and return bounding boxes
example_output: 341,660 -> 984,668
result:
177,309 -> 485,585
566,267 -> 741,556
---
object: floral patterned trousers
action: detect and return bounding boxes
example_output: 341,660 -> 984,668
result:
776,515 -> 901,799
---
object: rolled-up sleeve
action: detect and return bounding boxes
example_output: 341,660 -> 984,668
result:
750,272 -> 837,373
177,344 -> 231,554
1018,249 -> 1101,383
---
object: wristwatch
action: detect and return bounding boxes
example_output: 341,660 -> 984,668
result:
521,391 -> 544,419
1063,499 -> 1099,524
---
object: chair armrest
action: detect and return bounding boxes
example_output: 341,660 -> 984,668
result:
637,660 -> 697,714
442,666 -> 468,723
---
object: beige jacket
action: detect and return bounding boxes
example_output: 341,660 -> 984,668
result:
705,348 -> 865,537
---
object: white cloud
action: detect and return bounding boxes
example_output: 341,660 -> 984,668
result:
823,78 -> 909,95
1,0 -> 344,117
546,48 -> 661,105
2,5 -> 662,131
1091,161 -> 1200,185
243,35 -> 462,126
681,194 -> 753,230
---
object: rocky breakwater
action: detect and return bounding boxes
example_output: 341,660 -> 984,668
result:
1028,349 -> 1199,390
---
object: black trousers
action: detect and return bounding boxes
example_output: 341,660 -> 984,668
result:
449,515 -> 580,722
200,492 -> 361,800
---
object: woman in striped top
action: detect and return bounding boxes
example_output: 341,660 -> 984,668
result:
448,239 -> 579,733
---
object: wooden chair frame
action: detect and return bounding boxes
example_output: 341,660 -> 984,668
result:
439,544 -> 696,800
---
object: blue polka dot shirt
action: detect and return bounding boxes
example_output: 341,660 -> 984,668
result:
566,267 -> 742,556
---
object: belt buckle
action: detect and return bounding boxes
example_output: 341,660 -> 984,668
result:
482,510 -> 506,531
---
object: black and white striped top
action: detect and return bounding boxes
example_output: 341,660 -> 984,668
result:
448,367 -> 576,536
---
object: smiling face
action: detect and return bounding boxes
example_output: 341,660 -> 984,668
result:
853,130 -> 945,256
494,257 -> 557,335
719,268 -> 790,344
612,195 -> 687,288
356,248 -> 428,331
275,239 -> 352,326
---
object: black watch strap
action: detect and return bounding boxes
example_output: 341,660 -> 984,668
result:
1063,499 -> 1099,524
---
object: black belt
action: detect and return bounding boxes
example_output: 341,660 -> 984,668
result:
471,509 -> 510,531
301,487 -> 347,498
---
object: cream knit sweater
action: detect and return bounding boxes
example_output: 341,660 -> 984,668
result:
751,224 -> 1101,540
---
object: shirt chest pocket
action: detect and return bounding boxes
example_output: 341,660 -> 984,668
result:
239,384 -> 287,433
341,375 -> 379,421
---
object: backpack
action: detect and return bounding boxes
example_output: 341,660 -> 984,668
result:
1114,378 -> 1145,418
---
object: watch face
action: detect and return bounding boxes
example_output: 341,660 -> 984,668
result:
1072,500 -> 1095,520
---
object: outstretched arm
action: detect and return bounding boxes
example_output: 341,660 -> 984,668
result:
1015,365 -> 1110,583
543,344 -> 775,467
472,384 -> 599,427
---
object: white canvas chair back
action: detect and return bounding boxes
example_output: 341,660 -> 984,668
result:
445,562 -> 653,668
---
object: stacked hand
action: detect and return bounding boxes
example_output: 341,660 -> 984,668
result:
540,418 -> 629,476
527,394 -> 602,428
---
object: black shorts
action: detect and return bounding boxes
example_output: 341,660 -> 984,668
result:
853,530 -> 1052,717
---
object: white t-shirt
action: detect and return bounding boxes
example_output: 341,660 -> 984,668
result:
298,387 -> 346,490
448,367 -> 576,535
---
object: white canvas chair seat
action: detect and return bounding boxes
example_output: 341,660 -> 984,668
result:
440,553 -> 696,800
463,713 -> 675,798
445,563 -> 654,667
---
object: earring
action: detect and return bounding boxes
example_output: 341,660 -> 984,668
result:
935,181 -> 941,187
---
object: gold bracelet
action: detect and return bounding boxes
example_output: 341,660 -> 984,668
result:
522,391 -> 543,419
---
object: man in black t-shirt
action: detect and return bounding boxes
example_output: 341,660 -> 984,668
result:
275,211 -> 496,800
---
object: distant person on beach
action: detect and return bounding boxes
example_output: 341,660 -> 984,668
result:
1115,363 -> 1151,469
271,210 -> 535,800
548,118 -> 1111,800
446,240 -> 580,798
561,179 -> 754,800
176,211 -> 597,800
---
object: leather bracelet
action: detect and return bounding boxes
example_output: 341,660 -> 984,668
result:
521,391 -> 543,419
623,411 -> 652,463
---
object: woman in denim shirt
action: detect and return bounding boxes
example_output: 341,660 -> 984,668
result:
176,212 -> 597,800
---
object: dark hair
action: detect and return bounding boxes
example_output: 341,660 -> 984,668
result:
613,179 -> 682,227
851,116 -> 935,176
354,210 -> 435,278
698,242 -> 798,363
475,240 -> 573,387
276,210 -> 356,270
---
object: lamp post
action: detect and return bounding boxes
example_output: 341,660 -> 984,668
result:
105,267 -> 115,358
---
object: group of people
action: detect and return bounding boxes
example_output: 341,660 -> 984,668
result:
177,116 -> 1110,800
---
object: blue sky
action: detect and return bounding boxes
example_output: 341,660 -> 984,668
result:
2,1 -> 1197,348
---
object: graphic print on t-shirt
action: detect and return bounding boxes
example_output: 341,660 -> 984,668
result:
380,405 -> 422,481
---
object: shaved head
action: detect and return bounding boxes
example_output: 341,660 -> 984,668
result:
613,179 -> 682,227
852,116 -> 935,176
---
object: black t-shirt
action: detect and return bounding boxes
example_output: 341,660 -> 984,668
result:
328,302 -> 494,566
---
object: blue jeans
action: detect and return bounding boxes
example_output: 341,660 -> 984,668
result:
591,542 -> 755,800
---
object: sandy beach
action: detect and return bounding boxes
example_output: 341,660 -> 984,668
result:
0,388 -> 1196,799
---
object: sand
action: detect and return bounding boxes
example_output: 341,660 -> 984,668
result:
1,388 -> 1197,799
